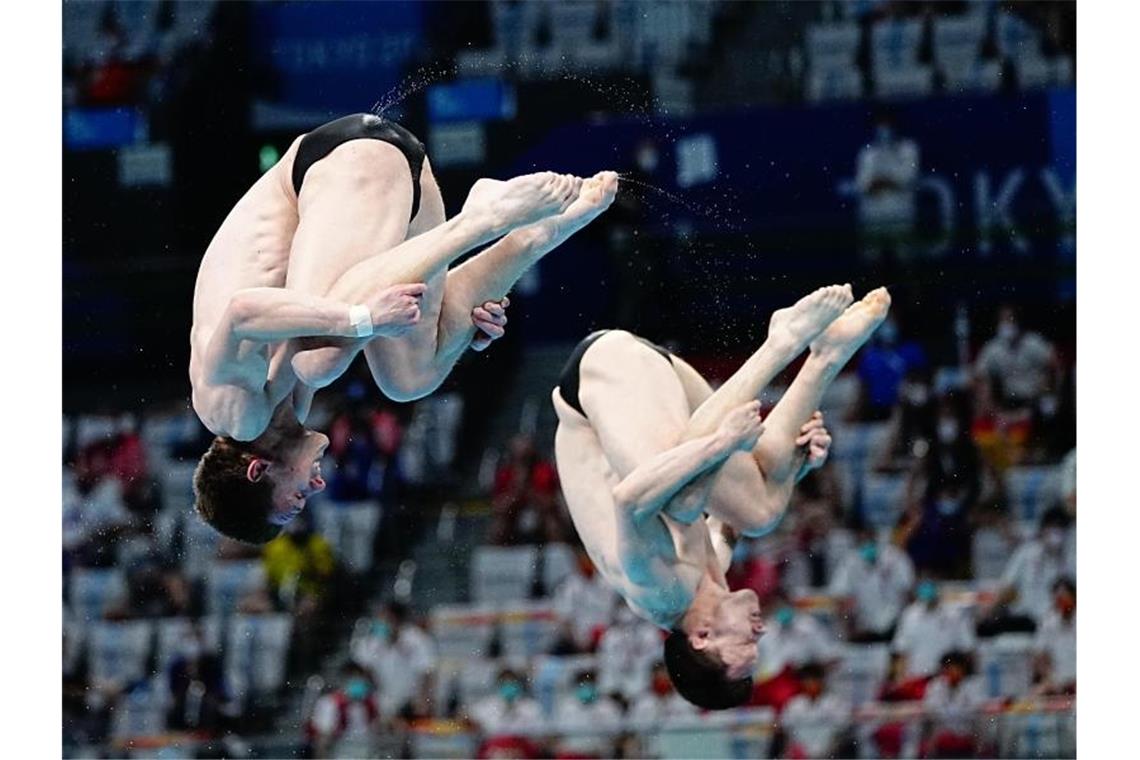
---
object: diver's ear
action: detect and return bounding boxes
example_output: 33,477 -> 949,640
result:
688,626 -> 712,652
247,459 -> 271,483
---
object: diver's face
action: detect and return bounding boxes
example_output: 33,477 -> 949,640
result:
706,589 -> 764,680
266,431 -> 329,525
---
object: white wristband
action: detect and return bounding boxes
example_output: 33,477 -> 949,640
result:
349,304 -> 373,338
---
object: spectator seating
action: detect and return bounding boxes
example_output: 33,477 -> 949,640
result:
158,460 -> 199,514
312,499 -> 382,575
532,654 -> 600,715
497,601 -> 561,658
999,708 -> 1076,758
971,526 -> 1016,581
540,542 -> 577,596
831,643 -> 891,708
829,421 -> 891,509
805,22 -> 861,72
155,616 -> 223,675
861,471 -> 908,528
430,603 -> 499,661
1005,465 -> 1060,525
977,634 -> 1034,700
873,64 -> 935,99
87,619 -> 155,685
224,613 -> 293,698
641,709 -> 777,759
471,545 -> 539,603
932,14 -> 988,73
807,67 -> 864,102
109,677 -> 170,742
181,512 -> 222,582
205,560 -> 267,616
871,18 -> 924,73
70,567 -> 128,623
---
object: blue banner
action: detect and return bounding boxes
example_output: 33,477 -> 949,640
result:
250,1 -> 423,113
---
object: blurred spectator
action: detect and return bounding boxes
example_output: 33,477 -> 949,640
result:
753,590 -> 841,710
552,669 -> 624,757
876,368 -> 937,469
857,314 -> 928,421
467,668 -> 545,736
973,305 -> 1061,464
263,514 -> 336,605
489,433 -> 569,544
552,547 -> 618,653
627,661 -> 698,725
597,604 -> 661,700
854,112 -> 920,265
350,601 -> 438,719
891,580 -> 976,682
309,663 -> 384,759
263,513 -> 337,665
1058,448 -> 1076,516
166,623 -> 230,732
920,651 -> 989,759
326,397 -> 405,503
980,506 -> 1075,635
780,663 -> 850,759
975,305 -> 1061,415
898,391 -> 987,578
829,526 -> 915,642
1032,577 -> 1076,696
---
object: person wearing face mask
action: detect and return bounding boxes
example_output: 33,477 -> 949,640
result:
349,601 -> 437,719
308,663 -> 383,759
597,602 -> 662,700
829,525 -> 916,643
1032,577 -> 1076,696
854,112 -> 920,265
780,662 -> 851,760
552,670 -> 623,756
974,305 -> 1062,460
856,313 -> 928,422
920,651 -> 990,759
467,668 -> 545,737
891,580 -> 977,684
877,367 -> 938,469
628,661 -> 699,726
753,590 -> 842,711
981,507 -> 1075,636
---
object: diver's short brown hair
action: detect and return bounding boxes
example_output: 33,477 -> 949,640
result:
192,437 -> 282,545
663,629 -> 753,710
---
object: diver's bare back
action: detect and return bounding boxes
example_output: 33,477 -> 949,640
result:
189,137 -> 305,437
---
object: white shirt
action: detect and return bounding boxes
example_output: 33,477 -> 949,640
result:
1001,540 -> 1075,620
892,602 -> 977,678
552,572 -> 618,649
829,545 -> 915,634
855,138 -> 920,225
756,614 -> 842,681
310,693 -> 377,739
351,624 -> 437,715
1034,610 -> 1076,687
782,693 -> 850,758
628,691 -> 698,725
597,617 -> 662,699
467,694 -> 545,735
922,675 -> 987,736
976,332 -> 1055,403
552,695 -> 623,754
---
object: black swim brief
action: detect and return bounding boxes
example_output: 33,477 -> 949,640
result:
556,330 -> 674,419
292,113 -> 426,222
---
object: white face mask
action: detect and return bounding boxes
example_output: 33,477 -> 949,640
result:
937,419 -> 959,444
1043,529 -> 1065,550
904,384 -> 929,407
998,322 -> 1019,342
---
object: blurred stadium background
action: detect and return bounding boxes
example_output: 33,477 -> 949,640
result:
62,1 -> 1076,757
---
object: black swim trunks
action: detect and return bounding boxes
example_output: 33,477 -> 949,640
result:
292,113 -> 426,222
556,330 -> 674,419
